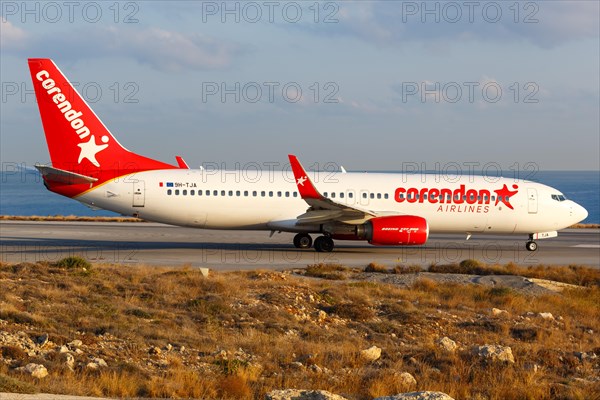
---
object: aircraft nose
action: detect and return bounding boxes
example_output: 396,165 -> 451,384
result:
571,203 -> 588,224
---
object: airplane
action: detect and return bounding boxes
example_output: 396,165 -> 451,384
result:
27,58 -> 588,252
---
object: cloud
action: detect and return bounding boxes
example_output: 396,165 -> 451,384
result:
2,25 -> 241,71
322,1 -> 599,48
0,18 -> 28,50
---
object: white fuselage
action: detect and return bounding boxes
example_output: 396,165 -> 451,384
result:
75,169 -> 587,236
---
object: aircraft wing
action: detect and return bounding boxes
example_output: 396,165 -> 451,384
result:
288,154 -> 399,225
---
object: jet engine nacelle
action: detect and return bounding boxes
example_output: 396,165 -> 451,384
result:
356,215 -> 429,246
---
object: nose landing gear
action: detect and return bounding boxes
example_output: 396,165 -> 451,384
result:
525,241 -> 538,252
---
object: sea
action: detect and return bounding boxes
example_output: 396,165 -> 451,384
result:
0,169 -> 598,224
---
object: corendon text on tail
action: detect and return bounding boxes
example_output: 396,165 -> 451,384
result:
28,58 -> 589,253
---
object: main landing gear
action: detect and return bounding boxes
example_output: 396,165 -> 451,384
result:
293,233 -> 334,252
293,233 -> 312,249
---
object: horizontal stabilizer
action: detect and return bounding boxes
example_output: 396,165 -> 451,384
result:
35,164 -> 98,185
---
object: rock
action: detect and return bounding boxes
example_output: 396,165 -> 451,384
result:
166,344 -> 173,352
93,357 -> 108,367
68,339 -> 83,348
436,337 -> 457,352
574,351 -> 597,362
491,308 -> 509,317
360,346 -> 382,362
317,310 -> 327,323
86,362 -> 99,370
149,346 -> 162,355
374,392 -> 455,400
199,267 -> 210,277
265,389 -> 348,400
290,361 -> 304,369
59,345 -> 69,353
22,363 -> 48,379
397,372 -> 417,388
65,353 -> 75,370
473,345 -> 515,364
309,364 -> 323,373
524,362 -> 540,373
180,345 -> 186,353
36,333 -> 49,347
538,312 -> 554,321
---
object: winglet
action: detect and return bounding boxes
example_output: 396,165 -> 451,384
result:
175,156 -> 190,169
288,154 -> 321,200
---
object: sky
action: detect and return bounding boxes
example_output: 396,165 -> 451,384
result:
1,1 -> 599,172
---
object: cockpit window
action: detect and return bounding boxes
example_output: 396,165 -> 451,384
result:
551,194 -> 567,202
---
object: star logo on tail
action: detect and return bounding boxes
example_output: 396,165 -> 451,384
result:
77,135 -> 109,167
297,176 -> 308,186
494,184 -> 519,210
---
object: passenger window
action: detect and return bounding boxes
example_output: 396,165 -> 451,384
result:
384,193 -> 388,199
198,190 -> 202,196
324,192 -> 328,197
182,190 -> 187,195
277,191 -> 282,197
269,191 -> 273,197
261,191 -> 266,197
229,190 -> 233,196
253,191 -> 257,197
370,193 -> 374,199
349,193 -> 354,198
293,192 -> 298,197
331,192 -> 336,198
221,190 -> 226,196
377,193 -> 381,199
285,192 -> 290,197
175,190 -> 180,195
236,190 -> 240,196
213,190 -> 218,196
167,189 -> 172,195
244,190 -> 248,196
340,193 -> 345,199
362,193 -> 367,199
190,190 -> 195,195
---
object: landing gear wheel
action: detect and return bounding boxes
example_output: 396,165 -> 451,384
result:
526,241 -> 538,252
314,236 -> 334,252
293,233 -> 313,249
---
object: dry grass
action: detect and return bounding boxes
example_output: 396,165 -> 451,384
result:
0,260 -> 598,399
428,259 -> 600,287
0,215 -> 145,222
568,223 -> 600,229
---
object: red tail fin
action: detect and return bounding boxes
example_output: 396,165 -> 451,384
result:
28,58 -> 176,188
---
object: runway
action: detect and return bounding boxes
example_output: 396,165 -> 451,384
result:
1,221 -> 598,270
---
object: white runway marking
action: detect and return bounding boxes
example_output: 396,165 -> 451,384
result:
573,244 -> 600,248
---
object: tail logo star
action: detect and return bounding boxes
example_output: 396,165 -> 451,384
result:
77,135 -> 109,167
296,176 -> 308,186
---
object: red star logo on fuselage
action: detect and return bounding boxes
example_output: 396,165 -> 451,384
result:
493,184 -> 519,210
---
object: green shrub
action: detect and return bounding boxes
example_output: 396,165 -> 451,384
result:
54,256 -> 92,270
0,374 -> 37,393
